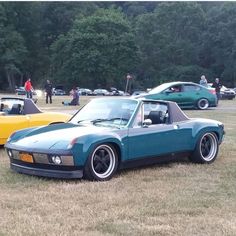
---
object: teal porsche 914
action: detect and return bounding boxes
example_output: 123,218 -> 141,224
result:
5,97 -> 225,181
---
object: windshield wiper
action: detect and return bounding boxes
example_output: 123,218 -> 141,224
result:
77,120 -> 89,124
91,117 -> 129,124
91,118 -> 110,124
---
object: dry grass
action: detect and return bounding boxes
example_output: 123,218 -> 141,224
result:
0,96 -> 236,236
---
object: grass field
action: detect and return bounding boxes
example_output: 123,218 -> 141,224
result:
0,96 -> 236,236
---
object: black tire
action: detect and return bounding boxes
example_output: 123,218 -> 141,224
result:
189,132 -> 219,163
197,98 -> 209,110
84,144 -> 118,181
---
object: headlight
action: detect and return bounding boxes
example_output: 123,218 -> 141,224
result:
51,155 -> 62,165
7,149 -> 13,158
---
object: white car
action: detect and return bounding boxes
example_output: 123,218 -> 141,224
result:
78,88 -> 93,96
52,88 -> 66,96
208,83 -> 235,100
93,89 -> 110,96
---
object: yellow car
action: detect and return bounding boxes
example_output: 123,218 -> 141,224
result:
0,97 -> 71,145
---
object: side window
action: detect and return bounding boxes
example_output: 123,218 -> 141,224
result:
184,84 -> 200,92
144,102 -> 168,125
165,85 -> 182,93
133,102 -> 169,127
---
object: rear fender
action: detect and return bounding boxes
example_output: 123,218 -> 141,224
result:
192,126 -> 222,149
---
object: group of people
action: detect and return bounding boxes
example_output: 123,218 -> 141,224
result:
24,78 -> 79,106
199,75 -> 222,104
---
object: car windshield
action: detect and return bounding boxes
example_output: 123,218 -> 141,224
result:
148,83 -> 175,94
70,98 -> 138,128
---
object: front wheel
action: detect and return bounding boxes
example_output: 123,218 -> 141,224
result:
189,132 -> 219,163
84,144 -> 118,181
197,98 -> 209,110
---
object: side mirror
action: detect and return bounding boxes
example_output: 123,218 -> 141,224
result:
143,119 -> 152,127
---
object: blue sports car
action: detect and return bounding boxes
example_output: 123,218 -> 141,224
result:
5,97 -> 225,181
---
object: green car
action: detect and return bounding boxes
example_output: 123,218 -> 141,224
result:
143,82 -> 217,110
5,97 -> 224,181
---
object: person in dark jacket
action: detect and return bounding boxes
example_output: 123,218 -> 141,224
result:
212,78 -> 222,105
44,80 -> 53,104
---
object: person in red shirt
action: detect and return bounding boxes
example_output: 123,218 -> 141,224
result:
24,78 -> 33,99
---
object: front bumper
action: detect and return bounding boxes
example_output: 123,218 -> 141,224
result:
6,147 -> 84,179
10,162 -> 83,179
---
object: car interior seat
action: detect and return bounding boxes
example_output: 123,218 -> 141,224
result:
147,110 -> 162,124
9,104 -> 22,115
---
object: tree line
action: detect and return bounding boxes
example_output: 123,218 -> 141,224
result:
1,2 -> 236,92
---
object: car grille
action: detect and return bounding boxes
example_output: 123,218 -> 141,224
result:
10,150 -> 74,166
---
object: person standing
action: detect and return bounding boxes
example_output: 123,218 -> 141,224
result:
199,75 -> 208,87
44,80 -> 53,104
24,78 -> 33,99
212,78 -> 222,105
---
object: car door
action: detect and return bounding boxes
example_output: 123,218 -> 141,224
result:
127,101 -> 193,160
181,84 -> 202,107
165,84 -> 185,105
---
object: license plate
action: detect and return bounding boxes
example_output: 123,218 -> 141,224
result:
20,153 -> 34,163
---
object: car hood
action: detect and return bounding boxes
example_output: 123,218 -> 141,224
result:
9,123 -> 115,151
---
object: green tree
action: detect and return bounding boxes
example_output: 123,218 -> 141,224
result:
135,2 -> 207,86
0,3 -> 27,91
203,3 -> 236,86
51,8 -> 139,89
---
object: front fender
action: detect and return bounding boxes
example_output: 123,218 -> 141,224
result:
72,132 -> 126,166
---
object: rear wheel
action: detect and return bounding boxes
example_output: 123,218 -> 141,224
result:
197,98 -> 209,110
84,144 -> 118,181
189,132 -> 219,163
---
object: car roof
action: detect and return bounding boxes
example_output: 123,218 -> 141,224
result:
149,81 -> 208,94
